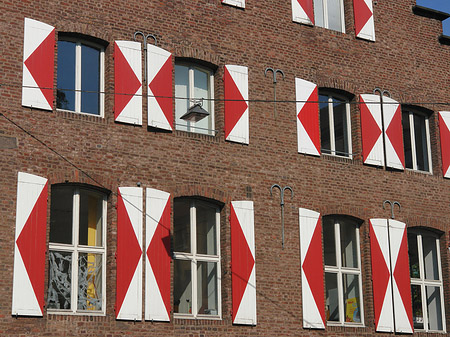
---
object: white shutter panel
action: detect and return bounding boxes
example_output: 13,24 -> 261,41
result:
438,111 -> 450,178
353,0 -> 375,41
383,97 -> 404,170
360,94 -> 384,166
222,0 -> 245,8
291,0 -> 314,25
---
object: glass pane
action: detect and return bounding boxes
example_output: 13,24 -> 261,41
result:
192,68 -> 211,135
173,259 -> 192,314
402,111 -> 413,169
196,202 -> 217,255
413,114 -> 429,171
333,98 -> 349,156
323,217 -> 336,266
50,186 -> 73,244
327,0 -> 343,32
340,221 -> 358,268
343,273 -> 361,323
173,199 -> 191,253
175,65 -> 189,132
408,233 -> 420,278
422,235 -> 439,280
57,41 -> 76,111
47,250 -> 72,309
319,95 -> 331,154
411,284 -> 424,329
314,0 -> 325,27
81,44 -> 100,115
77,253 -> 102,311
78,189 -> 103,247
426,286 -> 443,331
325,272 -> 339,321
197,262 -> 218,315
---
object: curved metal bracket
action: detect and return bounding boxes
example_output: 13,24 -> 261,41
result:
265,68 -> 285,119
270,184 -> 293,249
383,200 -> 401,219
373,87 -> 391,98
134,32 -> 158,84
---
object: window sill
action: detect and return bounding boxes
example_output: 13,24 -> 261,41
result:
173,313 -> 221,320
327,322 -> 365,328
405,168 -> 433,176
55,109 -> 107,124
321,153 -> 353,164
47,310 -> 105,316
174,129 -> 220,143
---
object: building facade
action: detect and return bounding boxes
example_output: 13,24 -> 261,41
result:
1,0 -> 450,336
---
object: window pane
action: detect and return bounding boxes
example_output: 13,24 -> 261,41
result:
343,273 -> 361,323
319,95 -> 331,154
50,186 -> 73,244
196,202 -> 217,255
340,222 -> 358,268
57,41 -> 76,111
174,199 -> 191,253
173,259 -> 192,314
192,68 -> 211,135
426,286 -> 443,331
327,0 -> 343,32
81,44 -> 100,115
422,235 -> 439,280
411,284 -> 424,329
323,217 -> 336,266
175,65 -> 189,132
48,250 -> 72,310
77,253 -> 102,311
333,98 -> 349,156
402,111 -> 413,169
314,0 -> 325,27
197,262 -> 218,315
408,233 -> 420,278
413,114 -> 429,171
325,272 -> 339,321
78,190 -> 103,247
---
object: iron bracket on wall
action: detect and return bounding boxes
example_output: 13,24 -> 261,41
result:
265,68 -> 285,119
270,184 -> 293,249
134,32 -> 157,84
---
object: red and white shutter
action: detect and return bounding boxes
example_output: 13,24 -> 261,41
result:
114,41 -> 142,125
222,0 -> 245,8
22,18 -> 55,111
299,208 -> 325,329
360,94 -> 384,166
12,172 -> 48,316
231,201 -> 256,325
439,111 -> 450,178
295,78 -> 320,156
291,0 -> 314,25
147,44 -> 173,131
116,187 -> 143,320
353,0 -> 375,41
224,65 -> 249,144
145,188 -> 171,321
383,97 -> 404,170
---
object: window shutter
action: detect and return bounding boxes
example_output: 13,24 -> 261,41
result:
116,187 -> 143,320
353,0 -> 375,41
147,44 -> 173,131
145,188 -> 171,321
12,172 -> 48,316
360,94 -> 384,166
295,78 -> 320,156
114,41 -> 142,125
22,18 -> 55,111
383,97 -> 404,170
299,208 -> 325,329
224,65 -> 249,144
222,0 -> 245,8
231,201 -> 256,325
439,111 -> 450,178
291,0 -> 314,25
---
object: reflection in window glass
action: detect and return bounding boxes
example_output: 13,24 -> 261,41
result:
196,202 -> 217,255
343,274 -> 361,323
325,272 -> 339,321
197,262 -> 218,315
411,285 -> 424,329
81,44 -> 100,115
323,217 -> 336,266
313,0 -> 344,32
173,199 -> 191,253
426,286 -> 443,331
48,251 -> 72,310
340,222 -> 357,268
50,186 -> 73,244
327,0 -> 342,32
402,109 -> 431,172
173,260 -> 192,314
57,41 -> 76,111
79,189 -> 103,247
77,253 -> 102,311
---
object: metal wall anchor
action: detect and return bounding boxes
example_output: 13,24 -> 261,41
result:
134,32 -> 157,84
270,184 -> 293,249
265,68 -> 285,119
383,200 -> 401,219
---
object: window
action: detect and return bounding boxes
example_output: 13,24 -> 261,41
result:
173,198 -> 221,318
56,38 -> 105,116
314,0 -> 345,32
323,216 -> 363,325
175,63 -> 214,135
47,185 -> 107,314
402,108 -> 432,172
319,92 -> 352,157
408,229 -> 446,332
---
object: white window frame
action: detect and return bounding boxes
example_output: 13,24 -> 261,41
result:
324,217 -> 364,326
172,199 -> 221,320
404,110 -> 432,173
47,187 -> 107,316
410,231 -> 446,333
320,93 -> 352,158
56,38 -> 105,117
314,0 -> 346,33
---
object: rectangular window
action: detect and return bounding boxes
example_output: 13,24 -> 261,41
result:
314,0 -> 345,32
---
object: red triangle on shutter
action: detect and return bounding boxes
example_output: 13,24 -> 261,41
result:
116,191 -> 142,316
360,96 -> 382,162
24,29 -> 55,109
385,105 -> 405,167
354,0 -> 372,36
439,113 -> 450,177
298,87 -> 320,154
16,182 -> 48,312
224,67 -> 248,139
297,0 -> 314,24
149,57 -> 173,128
114,43 -> 142,120
148,198 -> 171,316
